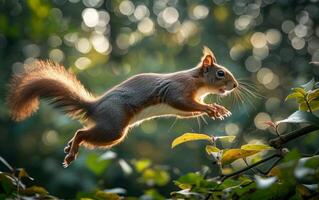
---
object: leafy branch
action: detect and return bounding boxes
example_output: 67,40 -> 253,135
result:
269,125 -> 319,149
171,78 -> 319,199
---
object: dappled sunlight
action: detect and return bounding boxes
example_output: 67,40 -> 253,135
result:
0,0 -> 319,199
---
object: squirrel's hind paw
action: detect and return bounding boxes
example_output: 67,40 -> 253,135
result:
63,153 -> 76,168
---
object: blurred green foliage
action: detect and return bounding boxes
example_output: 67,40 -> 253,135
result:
0,0 -> 319,199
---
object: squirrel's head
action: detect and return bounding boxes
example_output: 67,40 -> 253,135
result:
200,46 -> 238,96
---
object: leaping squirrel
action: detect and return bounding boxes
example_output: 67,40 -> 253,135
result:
8,46 -> 238,167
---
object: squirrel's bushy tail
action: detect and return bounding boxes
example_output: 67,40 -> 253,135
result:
8,60 -> 96,121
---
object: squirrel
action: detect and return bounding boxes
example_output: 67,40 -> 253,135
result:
7,46 -> 238,167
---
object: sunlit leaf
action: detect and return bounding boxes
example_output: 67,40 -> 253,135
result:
18,168 -> 34,181
299,102 -> 309,111
276,110 -> 319,125
95,190 -> 120,200
132,159 -> 151,172
144,189 -> 165,200
216,136 -> 236,143
221,149 -> 259,165
299,100 -> 319,111
21,186 -> 48,195
171,133 -> 212,148
174,173 -> 203,189
254,175 -> 277,189
307,88 -> 319,101
285,92 -> 305,101
86,153 -> 110,175
140,168 -> 170,186
292,87 -> 306,95
309,100 -> 319,111
205,145 -> 220,155
241,144 -> 272,151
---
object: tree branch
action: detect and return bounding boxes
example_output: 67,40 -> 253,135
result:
219,154 -> 281,182
269,125 -> 319,149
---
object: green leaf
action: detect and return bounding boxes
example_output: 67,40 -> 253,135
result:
299,102 -> 309,111
293,87 -> 306,95
205,145 -> 220,155
86,153 -> 110,175
301,78 -> 315,91
140,168 -> 170,186
21,186 -> 48,196
309,100 -> 319,111
216,136 -> 236,143
18,168 -> 34,181
276,110 -> 319,126
0,173 -> 15,194
175,173 -> 203,188
171,133 -> 212,148
95,190 -> 120,200
285,92 -> 305,101
241,144 -> 273,151
144,189 -> 165,200
307,88 -> 319,101
132,159 -> 151,172
221,149 -> 259,165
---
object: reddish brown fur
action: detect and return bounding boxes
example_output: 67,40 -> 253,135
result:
7,60 -> 96,121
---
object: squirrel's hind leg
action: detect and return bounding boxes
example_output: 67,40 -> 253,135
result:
63,125 -> 128,167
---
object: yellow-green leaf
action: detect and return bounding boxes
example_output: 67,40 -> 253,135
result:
240,144 -> 273,151
293,87 -> 306,95
285,92 -> 305,101
21,186 -> 48,195
95,191 -> 120,200
216,136 -> 236,143
221,149 -> 259,165
309,100 -> 319,111
18,168 -> 34,180
299,100 -> 319,112
299,102 -> 309,111
205,145 -> 220,155
171,133 -> 212,148
307,88 -> 319,101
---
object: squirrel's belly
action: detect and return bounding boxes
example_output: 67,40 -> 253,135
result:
129,103 -> 191,127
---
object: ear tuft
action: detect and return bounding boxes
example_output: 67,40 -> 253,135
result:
202,46 -> 216,67
203,46 -> 214,56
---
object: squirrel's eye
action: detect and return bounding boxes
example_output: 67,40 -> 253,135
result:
216,70 -> 225,78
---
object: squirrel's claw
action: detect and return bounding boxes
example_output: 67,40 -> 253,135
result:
63,153 -> 76,168
207,103 -> 231,120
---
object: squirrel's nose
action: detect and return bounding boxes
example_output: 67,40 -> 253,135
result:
233,82 -> 238,88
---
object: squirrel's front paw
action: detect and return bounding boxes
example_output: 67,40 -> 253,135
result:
204,106 -> 223,120
212,103 -> 231,117
205,104 -> 231,120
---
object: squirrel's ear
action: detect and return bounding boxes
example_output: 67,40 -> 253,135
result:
201,46 -> 216,68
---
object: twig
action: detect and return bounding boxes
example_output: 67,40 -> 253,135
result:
219,154 -> 281,182
269,125 -> 319,149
